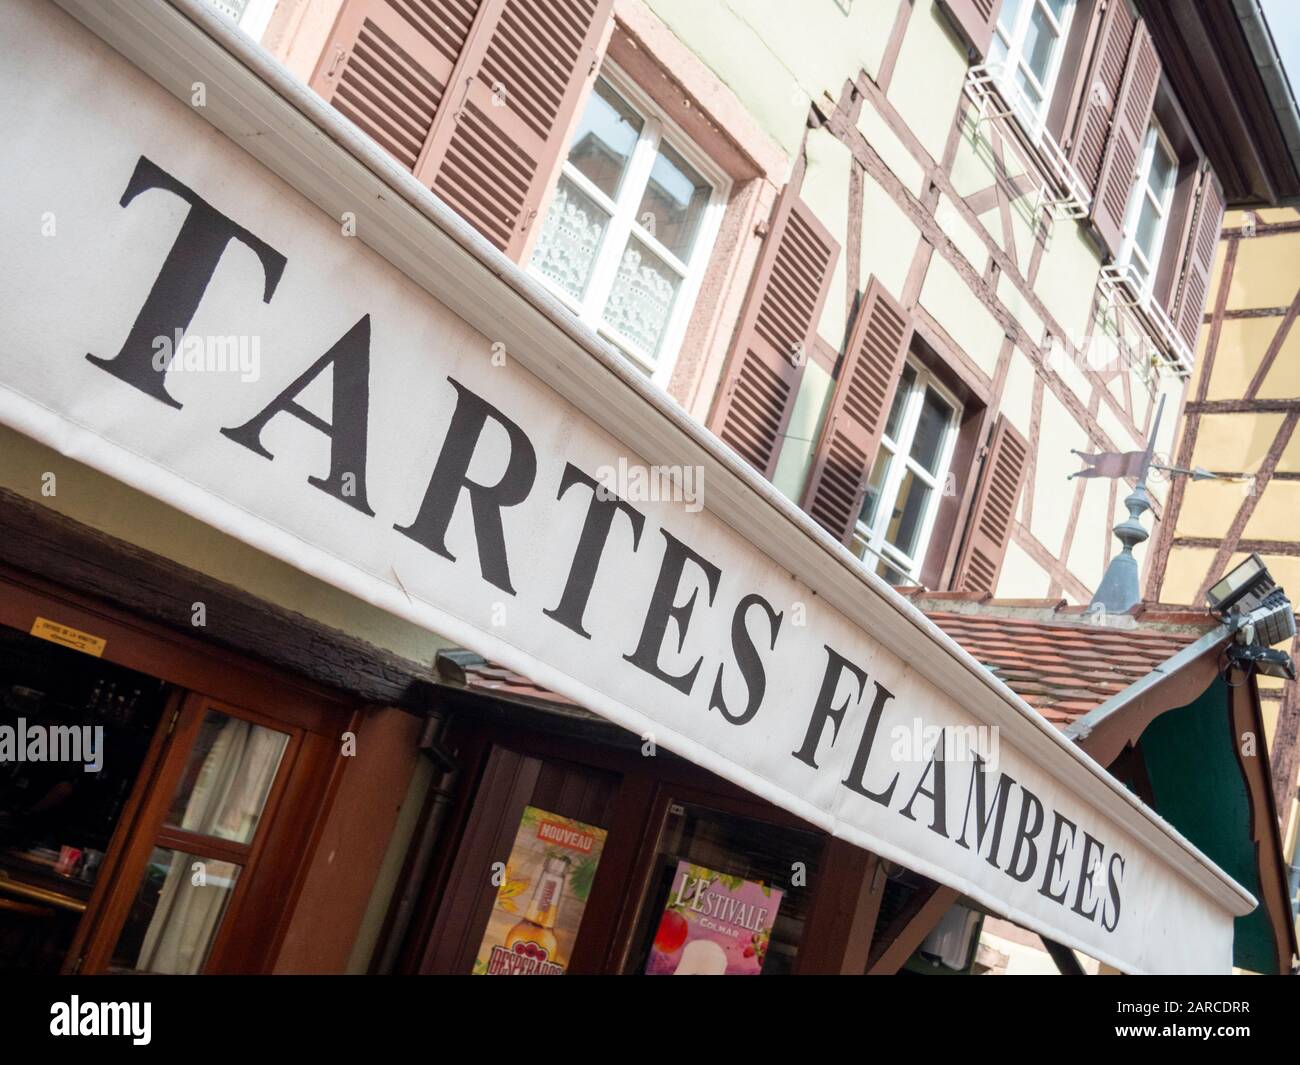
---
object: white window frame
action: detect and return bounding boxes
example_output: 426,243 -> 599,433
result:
989,0 -> 1077,135
850,361 -> 963,585
205,0 -> 277,42
1115,121 -> 1179,302
529,62 -> 730,390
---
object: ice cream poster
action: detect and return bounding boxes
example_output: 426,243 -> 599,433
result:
472,806 -> 607,975
646,862 -> 783,975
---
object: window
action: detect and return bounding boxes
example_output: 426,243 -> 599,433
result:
851,362 -> 962,585
529,67 -> 729,387
1116,121 -> 1179,299
989,0 -> 1076,127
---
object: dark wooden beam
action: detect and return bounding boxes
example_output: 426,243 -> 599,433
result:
865,881 -> 960,975
0,488 -> 435,705
1041,937 -> 1087,975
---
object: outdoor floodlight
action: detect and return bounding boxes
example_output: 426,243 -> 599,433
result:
1205,553 -> 1274,616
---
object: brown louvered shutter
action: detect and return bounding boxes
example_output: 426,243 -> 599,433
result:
312,0 -> 611,259
1068,0 -> 1137,194
1168,165 -> 1225,350
801,279 -> 913,545
1090,19 -> 1161,259
936,0 -> 1004,60
310,1 -> 480,173
952,415 -> 1029,595
708,189 -> 840,480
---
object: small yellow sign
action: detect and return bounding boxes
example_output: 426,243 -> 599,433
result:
30,617 -> 107,657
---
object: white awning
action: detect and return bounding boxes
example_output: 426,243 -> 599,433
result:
0,0 -> 1255,973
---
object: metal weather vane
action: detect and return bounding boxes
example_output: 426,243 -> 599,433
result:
1068,395 -> 1246,614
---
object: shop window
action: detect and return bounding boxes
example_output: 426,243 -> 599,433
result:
989,0 -> 1077,132
850,361 -> 963,586
622,802 -> 823,975
103,699 -> 292,975
1114,120 -> 1179,300
529,65 -> 729,388
0,624 -> 171,973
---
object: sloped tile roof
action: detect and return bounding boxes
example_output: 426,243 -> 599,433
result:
902,595 -> 1215,725
439,598 -> 1219,729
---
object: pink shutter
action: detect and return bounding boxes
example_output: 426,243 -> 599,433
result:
936,0 -> 1004,60
952,416 -> 1029,595
801,279 -> 913,545
1169,166 -> 1225,350
1091,20 -> 1161,259
312,0 -> 611,261
708,190 -> 840,480
418,0 -> 612,258
1069,0 -> 1137,194
310,0 -> 480,173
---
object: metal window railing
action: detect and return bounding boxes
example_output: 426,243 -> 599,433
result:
963,63 -> 1092,221
1098,264 -> 1195,378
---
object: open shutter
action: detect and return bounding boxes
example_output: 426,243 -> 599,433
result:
1169,165 -> 1225,350
310,0 -> 480,173
1090,19 -> 1161,259
936,0 -> 1004,60
708,189 -> 840,480
419,0 -> 611,258
801,279 -> 913,545
1069,0 -> 1137,194
312,0 -> 610,260
952,415 -> 1029,595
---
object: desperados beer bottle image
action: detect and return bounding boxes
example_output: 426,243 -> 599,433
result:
494,855 -> 569,974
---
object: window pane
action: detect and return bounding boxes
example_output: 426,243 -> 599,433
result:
998,0 -> 1025,32
567,78 -> 643,200
1148,138 -> 1176,199
532,176 -> 611,301
886,467 -> 932,559
1043,0 -> 1070,21
1022,5 -> 1060,84
622,802 -> 823,975
1015,66 -> 1044,110
1134,193 -> 1162,262
874,554 -> 911,586
884,365 -> 916,441
858,446 -> 894,531
601,238 -> 681,359
910,386 -> 954,474
111,847 -> 240,974
166,710 -> 288,845
637,139 -> 711,262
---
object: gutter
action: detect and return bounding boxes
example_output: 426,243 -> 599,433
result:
1233,0 -> 1300,202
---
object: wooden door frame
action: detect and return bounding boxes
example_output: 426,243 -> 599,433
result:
398,702 -> 871,975
0,562 -> 362,973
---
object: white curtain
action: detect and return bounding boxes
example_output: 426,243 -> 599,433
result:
133,715 -> 286,974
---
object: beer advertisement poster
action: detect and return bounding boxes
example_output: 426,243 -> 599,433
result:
645,862 -> 783,975
473,806 -> 607,975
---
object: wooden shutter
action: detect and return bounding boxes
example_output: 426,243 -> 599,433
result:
1090,19 -> 1161,259
936,0 -> 1004,60
708,189 -> 840,480
800,279 -> 913,545
1168,165 -> 1225,350
1069,0 -> 1137,194
310,0 -> 480,172
311,0 -> 611,259
952,415 -> 1029,595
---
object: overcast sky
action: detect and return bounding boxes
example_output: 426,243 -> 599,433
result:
1262,0 -> 1300,99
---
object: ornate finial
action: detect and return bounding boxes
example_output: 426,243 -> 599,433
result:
1083,395 -> 1164,616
